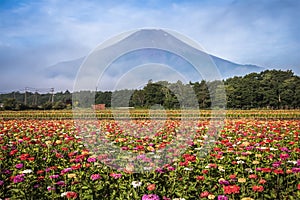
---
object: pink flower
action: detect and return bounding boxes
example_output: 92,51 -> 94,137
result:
200,191 -> 210,198
142,194 -> 160,200
87,157 -> 97,163
60,168 -> 72,175
56,181 -> 66,186
15,163 -> 23,169
110,173 -> 122,179
91,174 -> 101,181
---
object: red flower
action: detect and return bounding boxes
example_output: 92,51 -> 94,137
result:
28,157 -> 35,161
1,145 -> 8,150
37,176 -> 45,181
66,191 -> 78,199
232,161 -> 237,165
202,169 -> 209,174
147,184 -> 156,191
223,185 -> 240,194
61,147 -> 68,151
248,174 -> 257,179
259,179 -> 266,184
200,191 -> 209,198
273,169 -> 284,174
261,168 -> 272,173
9,149 -> 18,156
209,163 -> 217,168
196,176 -> 205,181
56,153 -> 63,158
252,185 -> 264,192
183,154 -> 196,162
71,164 -> 81,170
229,174 -> 237,179
297,184 -> 300,190
37,170 -> 44,174
19,153 -> 30,160
179,161 -> 189,166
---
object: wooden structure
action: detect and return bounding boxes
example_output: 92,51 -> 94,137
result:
92,104 -> 105,110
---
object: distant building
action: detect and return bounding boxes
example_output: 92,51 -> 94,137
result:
92,104 -> 105,110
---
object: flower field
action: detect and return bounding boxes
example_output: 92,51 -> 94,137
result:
0,110 -> 300,199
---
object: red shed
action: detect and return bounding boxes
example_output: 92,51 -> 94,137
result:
92,104 -> 105,110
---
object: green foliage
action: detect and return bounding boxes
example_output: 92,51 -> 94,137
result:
0,70 -> 299,110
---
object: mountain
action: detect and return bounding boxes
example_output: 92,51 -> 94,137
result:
44,57 -> 85,79
44,29 -> 265,86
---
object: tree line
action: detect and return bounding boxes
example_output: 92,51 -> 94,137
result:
1,69 -> 299,110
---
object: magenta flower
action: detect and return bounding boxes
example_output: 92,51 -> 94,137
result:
167,166 -> 175,171
142,194 -> 160,200
219,179 -> 230,185
15,163 -> 23,169
60,167 -> 72,175
47,186 -> 55,191
87,157 -> 97,163
272,161 -> 281,168
56,181 -> 66,186
0,180 -> 4,186
13,174 -> 25,183
280,153 -> 290,160
218,195 -> 229,200
155,168 -> 164,173
121,146 -> 129,150
279,147 -> 291,152
49,174 -> 60,179
91,174 -> 101,181
292,168 -> 300,173
110,173 -> 122,179
2,169 -> 11,174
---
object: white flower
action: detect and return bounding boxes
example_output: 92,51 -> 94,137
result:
61,192 -> 67,197
237,160 -> 245,164
173,198 -> 185,200
131,181 -> 142,188
270,148 -> 278,151
22,169 -> 33,174
143,166 -> 152,171
245,168 -> 253,173
287,160 -> 298,165
184,167 -> 193,171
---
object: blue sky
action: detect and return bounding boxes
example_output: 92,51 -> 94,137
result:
1,0 -> 300,92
